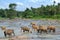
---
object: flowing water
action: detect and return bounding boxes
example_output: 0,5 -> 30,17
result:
0,19 -> 60,40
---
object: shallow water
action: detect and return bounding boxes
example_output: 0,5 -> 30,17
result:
0,20 -> 60,40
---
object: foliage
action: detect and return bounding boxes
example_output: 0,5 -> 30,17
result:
0,2 -> 60,19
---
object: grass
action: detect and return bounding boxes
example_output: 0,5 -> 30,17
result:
29,16 -> 60,20
0,17 -> 6,20
0,15 -> 60,20
0,17 -> 10,20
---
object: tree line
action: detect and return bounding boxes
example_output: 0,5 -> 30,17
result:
0,1 -> 60,19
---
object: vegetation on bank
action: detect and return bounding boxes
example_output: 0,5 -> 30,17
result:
0,1 -> 60,19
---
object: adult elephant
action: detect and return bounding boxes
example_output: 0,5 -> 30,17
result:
47,25 -> 56,33
31,22 -> 48,34
1,26 -> 15,37
37,25 -> 48,34
21,26 -> 32,33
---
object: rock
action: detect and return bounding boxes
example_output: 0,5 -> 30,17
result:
9,36 -> 29,40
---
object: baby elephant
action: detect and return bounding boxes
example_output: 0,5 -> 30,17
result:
37,25 -> 48,34
4,29 -> 15,37
47,25 -> 56,33
21,26 -> 32,33
1,26 -> 15,37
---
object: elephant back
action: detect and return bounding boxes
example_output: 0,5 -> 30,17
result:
32,24 -> 39,29
21,27 -> 30,30
47,26 -> 55,30
5,29 -> 13,34
39,25 -> 47,30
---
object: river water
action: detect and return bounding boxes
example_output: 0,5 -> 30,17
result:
0,19 -> 60,40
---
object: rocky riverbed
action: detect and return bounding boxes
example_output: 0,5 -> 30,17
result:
0,19 -> 60,40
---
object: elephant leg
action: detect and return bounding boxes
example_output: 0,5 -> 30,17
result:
45,30 -> 48,34
49,30 -> 51,33
23,30 -> 25,32
34,29 -> 36,31
37,29 -> 40,33
40,30 -> 43,34
43,30 -> 45,33
13,31 -> 15,36
27,30 -> 29,32
8,34 -> 12,37
53,29 -> 55,33
4,31 -> 7,37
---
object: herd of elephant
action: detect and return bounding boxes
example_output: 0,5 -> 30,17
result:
0,22 -> 56,37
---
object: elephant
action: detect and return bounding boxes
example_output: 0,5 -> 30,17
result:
47,25 -> 56,33
21,26 -> 32,33
4,29 -> 15,37
37,25 -> 48,34
31,22 -> 47,34
1,26 -> 15,37
31,23 -> 39,31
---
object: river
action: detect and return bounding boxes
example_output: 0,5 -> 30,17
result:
0,19 -> 60,40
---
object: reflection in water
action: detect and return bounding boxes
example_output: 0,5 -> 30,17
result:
0,20 -> 60,40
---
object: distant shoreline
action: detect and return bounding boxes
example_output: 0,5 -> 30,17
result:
0,17 -> 60,20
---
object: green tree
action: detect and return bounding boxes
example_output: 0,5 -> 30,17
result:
9,3 -> 17,10
23,8 -> 33,18
8,3 -> 17,19
0,9 -> 5,17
